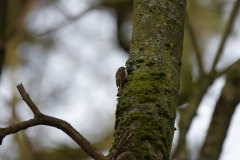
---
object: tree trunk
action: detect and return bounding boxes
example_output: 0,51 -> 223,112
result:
108,0 -> 186,159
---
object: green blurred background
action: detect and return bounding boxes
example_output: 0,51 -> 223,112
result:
0,0 -> 240,160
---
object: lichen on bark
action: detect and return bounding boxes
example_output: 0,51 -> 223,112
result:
109,0 -> 186,159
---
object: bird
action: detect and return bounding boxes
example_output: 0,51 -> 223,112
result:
116,66 -> 127,96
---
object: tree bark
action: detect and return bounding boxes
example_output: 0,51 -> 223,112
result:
108,0 -> 186,159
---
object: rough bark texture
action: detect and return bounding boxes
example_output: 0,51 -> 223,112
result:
198,61 -> 240,160
109,0 -> 186,159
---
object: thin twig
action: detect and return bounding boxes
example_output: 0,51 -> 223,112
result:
17,83 -> 41,115
109,126 -> 133,160
34,4 -> 100,37
0,83 -> 108,160
210,0 -> 240,74
214,59 -> 240,78
185,12 -> 205,76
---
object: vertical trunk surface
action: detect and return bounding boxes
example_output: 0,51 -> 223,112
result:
109,1 -> 186,159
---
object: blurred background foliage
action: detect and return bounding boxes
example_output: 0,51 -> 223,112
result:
0,0 -> 240,160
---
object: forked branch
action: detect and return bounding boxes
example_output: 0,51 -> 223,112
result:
210,0 -> 240,74
0,83 -> 108,160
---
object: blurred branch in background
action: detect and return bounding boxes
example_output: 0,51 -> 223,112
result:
1,0 -> 240,159
109,0 -> 132,52
209,0 -> 240,74
198,61 -> 240,160
11,96 -> 34,160
0,0 -> 117,160
172,0 -> 240,159
185,12 -> 204,76
1,0 -> 130,159
30,134 -> 114,160
0,0 -> 33,76
31,0 -> 133,54
33,2 -> 100,37
0,0 -> 7,78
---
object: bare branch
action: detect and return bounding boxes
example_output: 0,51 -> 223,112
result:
17,83 -> 41,115
173,1 -> 240,157
214,59 -> 240,78
198,60 -> 240,160
210,0 -> 240,74
34,4 -> 100,37
185,12 -> 205,76
0,83 -> 108,160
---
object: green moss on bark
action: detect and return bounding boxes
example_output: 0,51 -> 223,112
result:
109,0 -> 186,159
